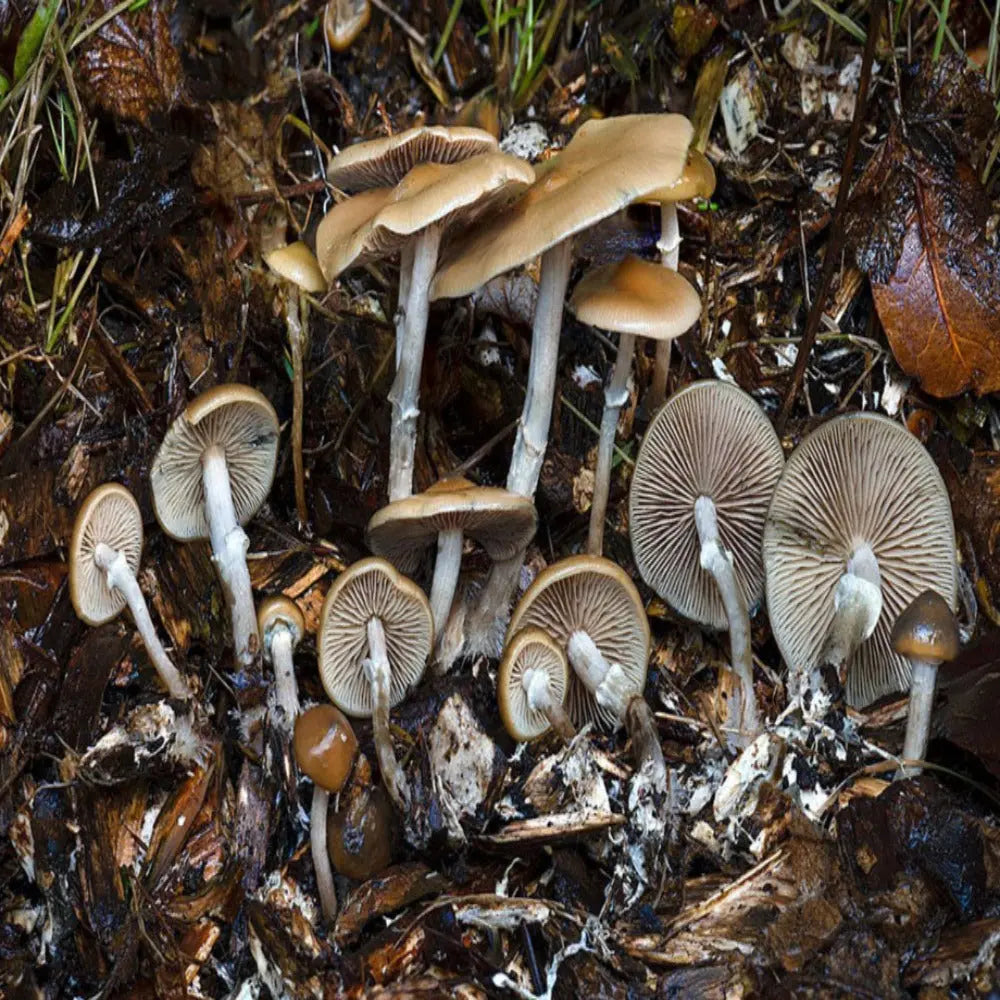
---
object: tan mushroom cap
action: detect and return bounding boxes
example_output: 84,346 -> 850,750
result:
257,595 -> 306,655
498,627 -> 569,742
264,241 -> 326,293
318,557 -> 433,717
293,703 -> 359,792
764,413 -> 957,707
315,187 -> 396,282
151,385 -> 279,542
70,483 -> 143,626
366,477 -> 537,575
318,153 -> 534,282
568,256 -> 702,341
508,555 -> 650,729
630,380 -> 785,631
327,125 -> 499,192
891,590 -> 960,662
643,149 -> 716,203
324,0 -> 370,52
431,114 -> 694,300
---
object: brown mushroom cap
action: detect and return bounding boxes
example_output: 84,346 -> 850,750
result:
431,114 -> 694,300
70,483 -> 143,626
643,148 -> 716,203
327,761 -> 394,880
498,627 -> 570,741
365,477 -> 537,575
508,555 -> 650,728
327,125 -> 499,192
315,188 -> 395,281
264,241 -> 326,293
568,256 -> 702,340
293,703 -> 359,792
150,385 -> 279,542
318,557 -> 433,717
324,0 -> 370,52
630,380 -> 785,631
891,590 -> 960,663
764,413 -> 957,707
257,595 -> 306,655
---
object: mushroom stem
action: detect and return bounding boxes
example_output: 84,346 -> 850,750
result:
624,694 -> 668,796
523,668 -> 576,742
310,786 -> 338,922
396,241 -> 415,369
388,224 -> 443,502
94,543 -> 190,701
694,495 -> 759,743
588,332 -> 635,557
818,545 -> 883,675
202,444 -> 260,669
901,659 -> 937,777
269,627 -> 301,732
364,616 -> 410,810
429,528 -> 463,640
287,290 -> 309,529
649,204 -> 680,410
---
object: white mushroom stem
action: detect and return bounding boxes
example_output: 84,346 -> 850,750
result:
649,203 -> 680,410
93,542 -> 190,701
818,544 -> 883,673
286,290 -> 309,530
202,444 -> 260,668
901,658 -> 938,777
268,627 -> 301,734
363,617 -> 410,810
523,668 -> 576,742
694,495 -> 759,743
388,224 -> 443,502
310,786 -> 338,922
396,241 -> 415,369
588,332 -> 635,557
429,528 -> 463,638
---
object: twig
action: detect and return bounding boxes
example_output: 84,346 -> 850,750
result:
371,0 -> 426,46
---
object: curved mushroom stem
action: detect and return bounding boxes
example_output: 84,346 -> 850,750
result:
901,658 -> 938,778
363,617 -> 410,811
649,204 -> 680,411
588,332 -> 635,557
268,627 -> 301,735
818,545 -> 883,677
523,668 -> 576,742
202,444 -> 260,669
388,224 -> 443,502
429,528 -> 463,642
694,495 -> 759,745
286,290 -> 309,530
94,542 -> 190,701
310,786 -> 338,923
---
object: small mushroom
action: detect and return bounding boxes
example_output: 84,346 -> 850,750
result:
567,256 -> 702,556
630,380 -> 784,743
365,476 -> 536,640
327,755 -> 395,880
317,558 -> 433,810
323,0 -> 370,51
293,704 -> 359,922
151,384 -> 279,670
70,484 -> 190,701
891,590 -> 960,777
258,596 -> 305,735
498,627 -> 575,743
264,241 -> 326,294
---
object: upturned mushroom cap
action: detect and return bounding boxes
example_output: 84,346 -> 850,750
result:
293,703 -> 359,792
365,477 -> 537,575
431,114 -> 694,300
891,590 -> 960,663
318,557 -> 433,717
151,385 -> 280,542
498,627 -> 570,741
327,125 -> 499,192
324,0 -> 370,52
70,483 -> 143,626
630,380 -> 785,630
643,149 -> 716,203
764,413 -> 957,707
257,595 -> 306,658
568,256 -> 702,340
314,188 -> 395,281
508,555 -> 650,728
264,241 -> 326,293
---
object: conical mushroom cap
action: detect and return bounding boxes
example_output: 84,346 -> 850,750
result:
498,627 -> 569,742
508,555 -> 650,729
318,558 -> 433,717
891,590 -> 960,663
151,385 -> 279,542
629,380 -> 785,630
70,483 -> 143,626
264,241 -> 326,293
763,413 -> 957,707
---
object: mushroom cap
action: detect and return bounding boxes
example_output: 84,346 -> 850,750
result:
318,557 -> 433,717
70,483 -> 143,626
630,380 -> 785,630
257,595 -> 306,657
508,555 -> 650,729
315,187 -> 396,282
317,153 -> 534,281
498,627 -> 570,742
643,149 -> 716,203
324,0 -> 371,52
891,590 -> 961,664
293,703 -> 359,792
365,477 -> 537,575
328,782 -> 394,879
264,241 -> 327,293
327,125 -> 499,192
151,385 -> 279,542
568,255 -> 702,341
431,114 -> 694,300
764,413 -> 957,707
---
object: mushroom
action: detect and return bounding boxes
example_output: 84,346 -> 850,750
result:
891,590 -> 960,777
151,384 -> 279,671
498,626 -> 576,743
629,380 -> 784,743
318,153 -> 534,502
327,755 -> 395,880
323,0 -> 370,51
365,476 -> 537,640
432,114 -> 694,638
567,256 -> 702,556
293,703 -> 359,922
70,483 -> 191,701
264,241 -> 326,294
258,596 -> 305,735
317,558 -> 433,810
764,413 -> 957,709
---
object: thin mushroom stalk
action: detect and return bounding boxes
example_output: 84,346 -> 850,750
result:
269,628 -> 301,730
396,241 -> 415,369
902,659 -> 936,773
310,787 -> 338,922
363,617 -> 410,810
428,527 -> 463,637
649,204 -> 680,410
523,668 -> 576,742
817,545 -> 883,677
286,291 -> 309,529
